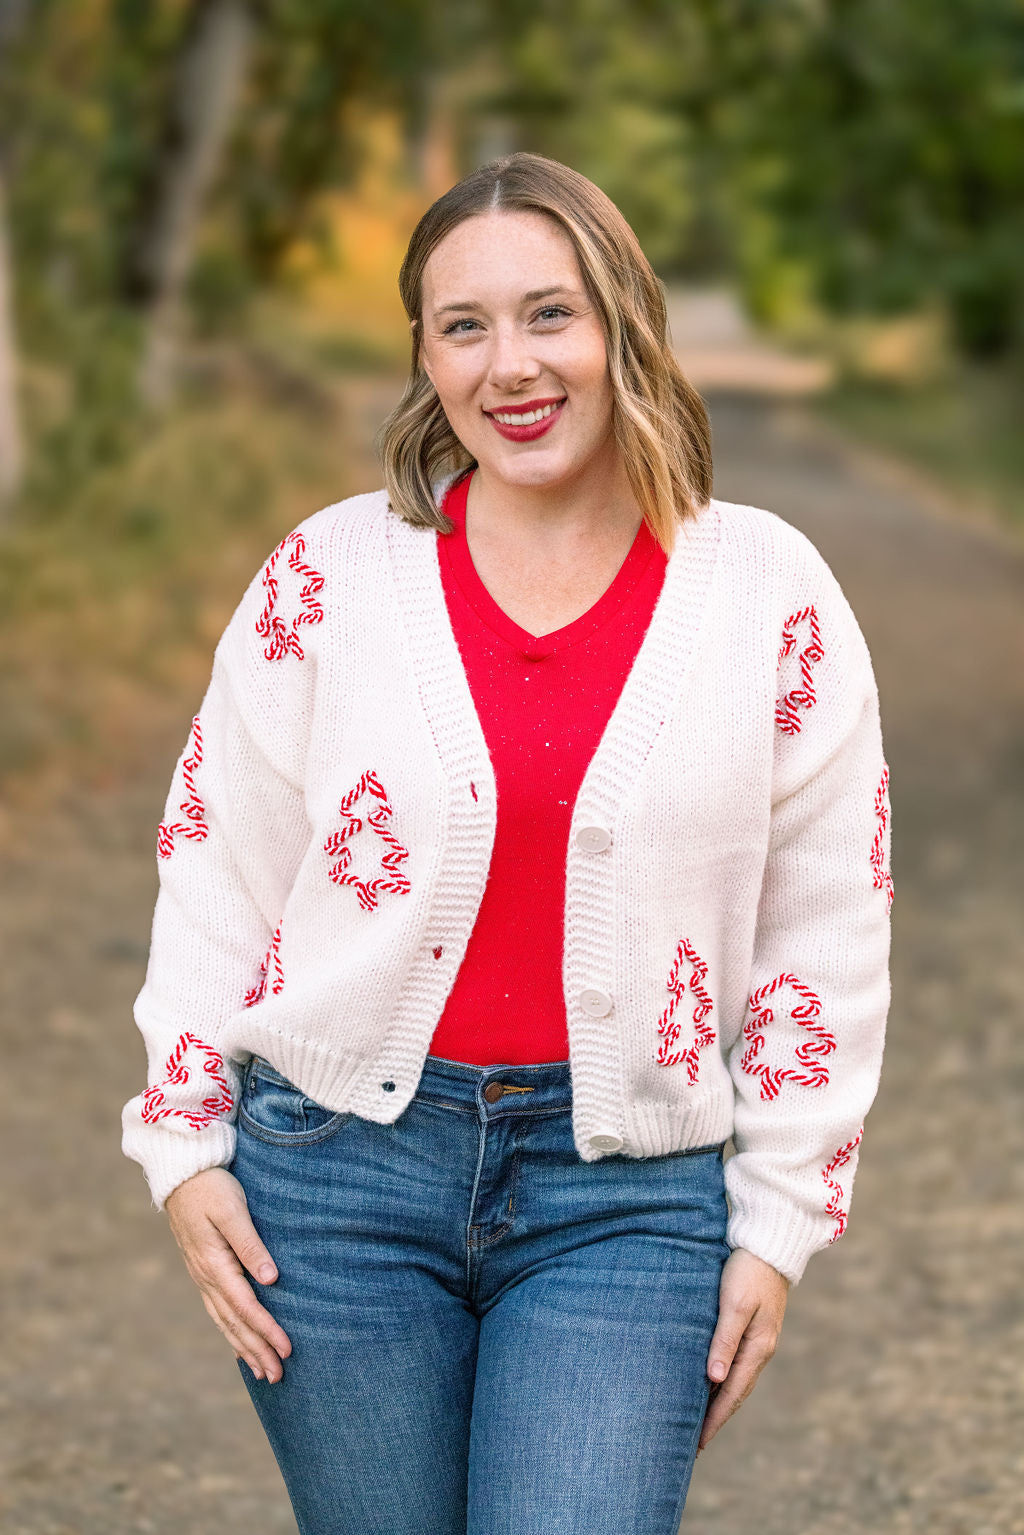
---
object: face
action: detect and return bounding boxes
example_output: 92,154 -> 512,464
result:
418,210 -> 616,491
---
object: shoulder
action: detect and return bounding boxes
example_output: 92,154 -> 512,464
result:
709,497 -> 876,690
713,499 -> 861,623
288,486 -> 393,557
712,497 -> 841,590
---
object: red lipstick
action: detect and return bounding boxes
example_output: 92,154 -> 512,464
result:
484,396 -> 567,443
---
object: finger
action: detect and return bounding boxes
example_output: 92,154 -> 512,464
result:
202,1287 -> 287,1383
200,1257 -> 293,1359
201,1291 -> 279,1382
190,1229 -> 293,1355
215,1201 -> 280,1286
213,1305 -> 285,1385
223,1269 -> 293,1358
706,1301 -> 755,1385
698,1331 -> 777,1451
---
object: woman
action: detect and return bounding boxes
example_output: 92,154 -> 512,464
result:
122,152 -> 892,1534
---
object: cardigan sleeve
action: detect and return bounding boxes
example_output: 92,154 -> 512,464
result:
120,527 -> 320,1210
723,557 -> 892,1284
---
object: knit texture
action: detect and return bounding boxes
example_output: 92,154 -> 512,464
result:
122,481 -> 892,1284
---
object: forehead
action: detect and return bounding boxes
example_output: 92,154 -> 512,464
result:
422,210 -> 583,310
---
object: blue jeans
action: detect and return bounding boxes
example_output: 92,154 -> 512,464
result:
229,1051 -> 730,1535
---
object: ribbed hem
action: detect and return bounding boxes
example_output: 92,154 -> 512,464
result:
624,1090 -> 734,1161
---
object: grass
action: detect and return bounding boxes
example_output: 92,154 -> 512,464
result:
0,334 -> 386,836
811,358 -> 1024,536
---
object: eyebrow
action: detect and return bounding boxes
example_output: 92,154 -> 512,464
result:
432,285 -> 581,318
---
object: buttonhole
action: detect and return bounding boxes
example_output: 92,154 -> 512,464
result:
469,781 -> 478,802
433,946 -> 443,960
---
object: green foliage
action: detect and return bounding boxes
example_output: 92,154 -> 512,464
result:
707,0 -> 1024,356
3,0 -> 1023,525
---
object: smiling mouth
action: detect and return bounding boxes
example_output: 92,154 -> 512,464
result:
483,397 -> 567,426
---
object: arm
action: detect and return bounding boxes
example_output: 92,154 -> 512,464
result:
703,563 -> 892,1446
724,588 -> 891,1282
121,632 -> 312,1206
121,526 -> 323,1380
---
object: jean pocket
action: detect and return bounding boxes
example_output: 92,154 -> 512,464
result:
239,1059 -> 351,1146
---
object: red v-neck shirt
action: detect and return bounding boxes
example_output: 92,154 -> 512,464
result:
427,467 -> 668,1066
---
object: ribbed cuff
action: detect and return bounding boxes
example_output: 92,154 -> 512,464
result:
725,1186 -> 828,1285
121,1115 -> 238,1211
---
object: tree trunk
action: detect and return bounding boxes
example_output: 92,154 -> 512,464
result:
133,0 -> 253,409
0,0 -> 29,514
0,169 -> 21,509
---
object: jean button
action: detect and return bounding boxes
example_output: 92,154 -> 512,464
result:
483,1082 -> 504,1103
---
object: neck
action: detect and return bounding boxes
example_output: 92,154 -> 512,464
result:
464,443 -> 642,552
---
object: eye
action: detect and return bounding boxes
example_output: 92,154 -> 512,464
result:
441,317 -> 480,336
535,305 -> 572,322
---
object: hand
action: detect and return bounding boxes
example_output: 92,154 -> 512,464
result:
698,1247 -> 789,1452
165,1167 -> 292,1383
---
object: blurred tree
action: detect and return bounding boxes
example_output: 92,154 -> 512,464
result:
0,0 -> 28,510
2,0 -> 1021,500
690,0 -> 1024,356
125,0 -> 254,406
228,0 -> 432,281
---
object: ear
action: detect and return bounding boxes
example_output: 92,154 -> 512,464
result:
419,341 -> 434,388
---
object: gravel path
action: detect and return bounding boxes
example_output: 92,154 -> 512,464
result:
2,392 -> 1022,1534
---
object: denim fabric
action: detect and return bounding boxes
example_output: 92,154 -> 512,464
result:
229,1052 -> 729,1535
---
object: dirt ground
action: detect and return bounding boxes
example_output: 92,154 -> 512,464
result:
2,391 -> 1022,1534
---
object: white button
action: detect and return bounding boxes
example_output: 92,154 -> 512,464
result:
579,987 -> 613,1017
576,824 -> 612,853
589,1133 -> 623,1152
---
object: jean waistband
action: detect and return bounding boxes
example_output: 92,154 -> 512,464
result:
249,1051 -> 574,1115
416,1052 -> 573,1114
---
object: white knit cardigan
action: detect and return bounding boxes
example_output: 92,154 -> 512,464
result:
122,482 -> 892,1284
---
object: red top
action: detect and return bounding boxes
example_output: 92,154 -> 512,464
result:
427,467 -> 669,1066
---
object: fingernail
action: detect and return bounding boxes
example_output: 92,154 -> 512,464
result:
258,1266 -> 276,1283
710,1361 -> 726,1381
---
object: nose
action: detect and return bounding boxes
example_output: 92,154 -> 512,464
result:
486,321 -> 541,393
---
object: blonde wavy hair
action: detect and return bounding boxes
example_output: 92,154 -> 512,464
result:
376,151 -> 712,555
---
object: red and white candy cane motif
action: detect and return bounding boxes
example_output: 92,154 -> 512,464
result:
141,1031 -> 233,1131
157,715 -> 209,859
255,531 -> 325,661
656,938 -> 716,1080
244,925 -> 284,1007
775,605 -> 824,735
324,770 -> 411,912
740,972 -> 836,1101
870,763 -> 894,912
823,1126 -> 864,1242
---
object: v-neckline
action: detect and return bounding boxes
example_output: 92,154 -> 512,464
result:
438,468 -> 660,661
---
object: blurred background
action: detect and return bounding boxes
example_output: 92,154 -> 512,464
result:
0,3 -> 1021,1532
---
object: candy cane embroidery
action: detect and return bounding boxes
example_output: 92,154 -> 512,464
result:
870,763 -> 894,912
255,531 -> 325,661
775,605 -> 823,735
324,770 -> 411,912
740,973 -> 836,1101
823,1127 -> 864,1242
157,715 -> 209,859
141,1031 -> 233,1130
656,938 -> 716,1080
244,925 -> 284,1007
